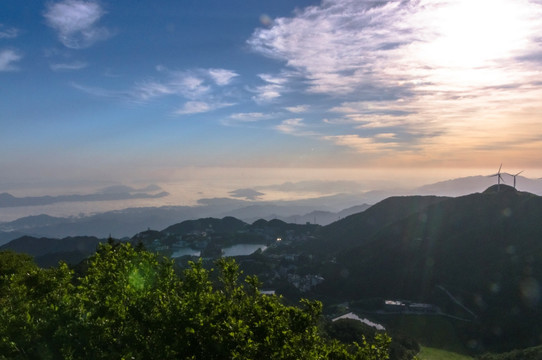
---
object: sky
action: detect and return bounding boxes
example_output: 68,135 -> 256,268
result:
2,0 -> 542,203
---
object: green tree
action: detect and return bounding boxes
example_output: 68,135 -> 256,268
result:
0,243 -> 391,359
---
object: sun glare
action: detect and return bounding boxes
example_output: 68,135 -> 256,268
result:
427,0 -> 531,67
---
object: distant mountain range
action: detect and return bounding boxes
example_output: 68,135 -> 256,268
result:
0,201 -> 369,245
1,175 -> 540,245
0,185 -> 168,208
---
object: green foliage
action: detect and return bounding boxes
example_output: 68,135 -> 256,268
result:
0,243 -> 390,359
0,251 -> 37,278
476,345 -> 542,360
326,319 -> 418,360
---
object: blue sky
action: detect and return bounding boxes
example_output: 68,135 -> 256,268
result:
2,0 -> 542,196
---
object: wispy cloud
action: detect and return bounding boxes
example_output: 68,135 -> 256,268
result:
250,73 -> 288,104
175,101 -> 211,115
208,68 -> 239,86
0,26 -> 19,39
175,101 -> 234,115
228,112 -> 271,122
132,67 -> 238,102
284,105 -> 309,113
322,134 -> 400,154
132,80 -> 177,101
222,112 -> 274,126
275,118 -> 317,137
44,0 -> 111,49
374,133 -> 397,139
258,73 -> 287,85
0,49 -> 22,71
248,0 -> 542,164
50,61 -> 88,71
71,82 -> 126,99
74,66 -> 239,115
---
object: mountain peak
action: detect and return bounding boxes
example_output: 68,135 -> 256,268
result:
483,184 -> 517,194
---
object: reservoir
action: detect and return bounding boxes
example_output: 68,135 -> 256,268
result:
222,244 -> 267,257
171,244 -> 266,258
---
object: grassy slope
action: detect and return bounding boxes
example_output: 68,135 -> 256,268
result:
374,314 -> 469,354
417,346 -> 473,360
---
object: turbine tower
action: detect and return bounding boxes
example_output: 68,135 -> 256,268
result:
488,164 -> 505,191
509,171 -> 523,189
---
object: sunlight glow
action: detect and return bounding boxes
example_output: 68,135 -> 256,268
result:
418,0 -> 532,68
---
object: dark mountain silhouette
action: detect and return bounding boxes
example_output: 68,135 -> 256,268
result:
273,204 -> 372,226
247,218 -> 319,236
0,235 -> 104,267
0,188 -> 169,208
0,206 -> 202,240
312,196 -> 447,255
2,214 -> 67,230
313,186 -> 542,352
163,216 -> 248,235
0,230 -> 25,247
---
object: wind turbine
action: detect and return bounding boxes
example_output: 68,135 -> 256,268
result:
488,164 -> 505,191
508,170 -> 523,189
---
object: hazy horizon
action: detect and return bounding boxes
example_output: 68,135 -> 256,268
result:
2,166 -> 542,223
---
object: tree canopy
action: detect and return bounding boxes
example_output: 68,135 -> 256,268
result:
0,244 -> 391,359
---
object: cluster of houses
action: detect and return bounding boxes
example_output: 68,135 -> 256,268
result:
286,273 -> 325,292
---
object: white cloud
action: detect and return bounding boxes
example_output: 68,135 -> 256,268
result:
170,73 -> 210,98
222,112 -> 274,126
275,118 -> 317,137
134,68 -> 238,102
208,68 -> 239,86
176,101 -> 234,115
44,0 -> 110,49
250,73 -> 289,104
284,105 -> 309,113
0,49 -> 22,71
247,0 -> 542,159
0,26 -> 19,39
132,72 -> 210,102
258,73 -> 287,85
229,112 -> 270,122
176,101 -> 211,115
322,134 -> 399,154
374,133 -> 397,139
133,80 -> 176,101
75,66 -> 239,115
252,84 -> 282,104
50,61 -> 88,71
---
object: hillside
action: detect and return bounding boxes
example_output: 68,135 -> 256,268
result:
162,216 -> 248,235
312,185 -> 542,352
0,236 -> 104,267
310,195 -> 447,255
